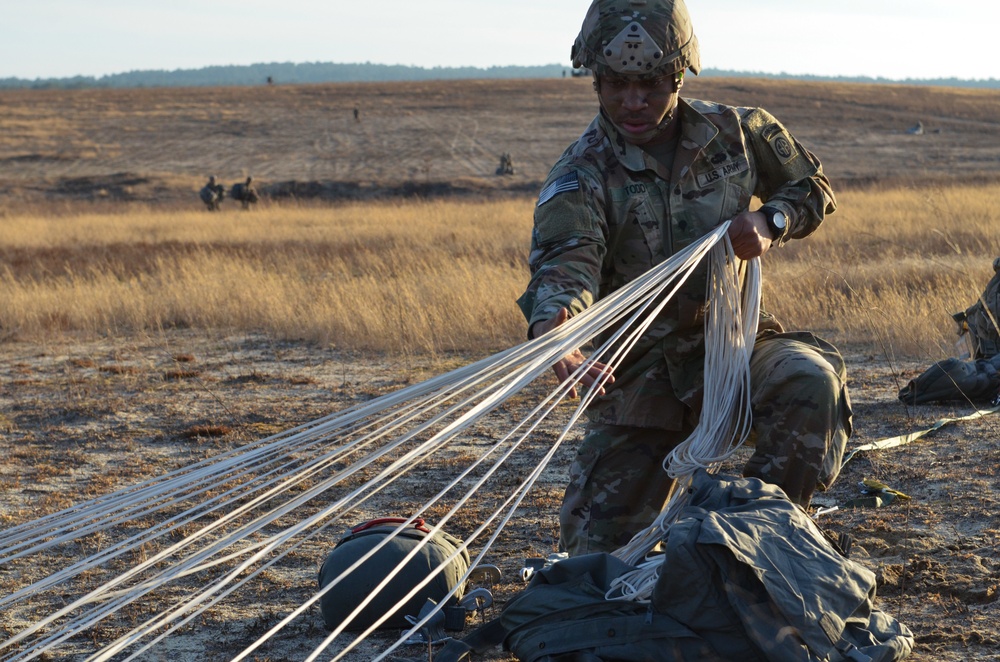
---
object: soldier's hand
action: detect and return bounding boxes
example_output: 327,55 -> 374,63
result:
531,308 -> 614,399
727,210 -> 772,260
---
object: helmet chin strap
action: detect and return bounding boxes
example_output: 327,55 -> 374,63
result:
647,106 -> 678,140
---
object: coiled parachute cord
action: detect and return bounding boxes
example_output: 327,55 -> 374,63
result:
609,232 -> 760,600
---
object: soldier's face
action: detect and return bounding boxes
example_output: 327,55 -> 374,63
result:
596,73 -> 680,145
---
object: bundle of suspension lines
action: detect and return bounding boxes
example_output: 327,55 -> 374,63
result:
0,223 -> 758,662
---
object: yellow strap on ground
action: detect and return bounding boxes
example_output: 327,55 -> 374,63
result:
861,477 -> 911,500
841,405 -> 1000,469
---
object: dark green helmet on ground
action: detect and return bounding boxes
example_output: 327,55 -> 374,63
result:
572,0 -> 700,78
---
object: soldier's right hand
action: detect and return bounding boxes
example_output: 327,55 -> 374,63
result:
530,308 -> 614,399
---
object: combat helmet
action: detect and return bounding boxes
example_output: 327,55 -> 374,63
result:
572,0 -> 700,79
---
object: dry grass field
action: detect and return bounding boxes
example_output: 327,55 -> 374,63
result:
2,77 -> 999,206
1,77 -> 1000,661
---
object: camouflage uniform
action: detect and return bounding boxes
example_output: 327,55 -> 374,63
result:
958,256 -> 1000,359
517,101 -> 852,556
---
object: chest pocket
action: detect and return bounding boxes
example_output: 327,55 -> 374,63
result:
723,180 -> 753,222
606,186 -> 663,291
721,152 -> 755,220
676,155 -> 753,248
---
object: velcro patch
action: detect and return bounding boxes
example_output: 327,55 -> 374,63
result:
537,173 -> 580,207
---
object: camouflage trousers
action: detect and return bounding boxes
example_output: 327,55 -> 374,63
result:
559,331 -> 853,556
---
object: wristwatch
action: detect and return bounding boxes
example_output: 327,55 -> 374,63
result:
760,205 -> 788,241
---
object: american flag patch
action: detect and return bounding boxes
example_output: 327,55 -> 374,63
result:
536,173 -> 579,207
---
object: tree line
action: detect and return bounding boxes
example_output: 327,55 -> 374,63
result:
1,61 -> 997,90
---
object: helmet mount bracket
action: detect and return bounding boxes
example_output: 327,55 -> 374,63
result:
604,22 -> 664,75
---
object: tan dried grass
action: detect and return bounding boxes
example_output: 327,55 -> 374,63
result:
766,183 -> 1000,358
0,198 -> 532,353
1,184 -> 998,359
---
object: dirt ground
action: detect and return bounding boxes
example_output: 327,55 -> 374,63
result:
1,332 -> 998,661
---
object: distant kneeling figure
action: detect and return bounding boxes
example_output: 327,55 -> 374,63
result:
496,152 -> 515,176
230,176 -> 260,210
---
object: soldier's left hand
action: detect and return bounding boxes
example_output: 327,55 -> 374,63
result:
727,210 -> 772,260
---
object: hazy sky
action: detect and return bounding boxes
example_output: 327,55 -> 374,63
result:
1,0 -> 995,81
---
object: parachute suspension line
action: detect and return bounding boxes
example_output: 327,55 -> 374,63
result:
610,234 -> 761,599
239,326 -> 632,662
361,224 -> 735,662
17,358 -> 592,659
9,384 -> 526,659
159,226 -> 728,662
0,227 -> 736,662
248,225 -> 728,662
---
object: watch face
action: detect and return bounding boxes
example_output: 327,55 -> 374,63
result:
764,208 -> 787,240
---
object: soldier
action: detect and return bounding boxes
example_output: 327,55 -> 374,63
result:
518,0 -> 852,556
199,175 -> 225,211
496,152 -> 515,176
230,176 -> 260,210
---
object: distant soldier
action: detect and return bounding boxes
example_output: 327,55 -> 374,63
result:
199,175 -> 225,211
354,107 -> 360,122
230,176 -> 260,210
496,152 -> 515,176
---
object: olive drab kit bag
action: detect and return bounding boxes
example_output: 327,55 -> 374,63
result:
317,517 -> 471,632
415,471 -> 914,662
897,355 -> 1000,406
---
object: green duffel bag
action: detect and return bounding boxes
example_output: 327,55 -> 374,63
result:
897,355 -> 1000,405
317,517 -> 470,631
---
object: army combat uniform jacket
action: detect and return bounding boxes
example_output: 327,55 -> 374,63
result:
517,98 -> 836,430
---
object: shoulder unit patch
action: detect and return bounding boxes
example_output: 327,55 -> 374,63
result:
537,173 -> 580,207
762,123 -> 798,165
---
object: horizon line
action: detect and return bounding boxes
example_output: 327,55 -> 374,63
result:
2,60 -> 998,86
